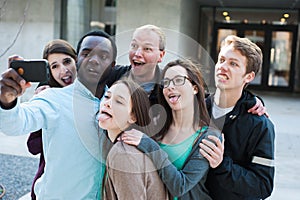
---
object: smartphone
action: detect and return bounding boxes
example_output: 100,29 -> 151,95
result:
10,59 -> 49,82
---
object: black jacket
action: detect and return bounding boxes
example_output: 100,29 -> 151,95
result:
205,90 -> 275,200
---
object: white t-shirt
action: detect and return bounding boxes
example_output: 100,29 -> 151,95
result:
212,102 -> 234,119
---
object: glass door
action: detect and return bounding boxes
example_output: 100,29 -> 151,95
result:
244,30 -> 265,86
268,31 -> 293,87
213,23 -> 297,91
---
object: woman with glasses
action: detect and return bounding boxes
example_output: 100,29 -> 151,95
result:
122,58 -> 221,200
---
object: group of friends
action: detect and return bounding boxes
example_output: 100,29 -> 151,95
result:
0,24 -> 275,200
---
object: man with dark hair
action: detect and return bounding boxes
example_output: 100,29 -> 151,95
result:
0,30 -> 117,199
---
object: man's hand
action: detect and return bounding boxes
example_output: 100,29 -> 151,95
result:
8,54 -> 24,65
0,68 -> 31,107
248,97 -> 269,117
200,134 -> 224,168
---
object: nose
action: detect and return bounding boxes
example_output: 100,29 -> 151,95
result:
217,61 -> 228,72
60,65 -> 69,73
103,99 -> 112,108
134,48 -> 143,57
89,54 -> 100,64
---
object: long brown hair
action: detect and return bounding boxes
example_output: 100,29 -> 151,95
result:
42,39 -> 77,87
155,59 -> 210,141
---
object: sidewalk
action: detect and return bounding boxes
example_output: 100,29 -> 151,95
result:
0,91 -> 300,199
260,92 -> 300,200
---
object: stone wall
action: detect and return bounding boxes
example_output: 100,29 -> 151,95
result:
0,0 -> 55,101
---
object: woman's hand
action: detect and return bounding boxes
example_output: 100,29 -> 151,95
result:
34,85 -> 50,94
121,129 -> 144,146
199,134 -> 225,168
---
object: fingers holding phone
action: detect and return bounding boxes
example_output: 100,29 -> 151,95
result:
8,55 -> 24,66
1,57 -> 48,107
0,68 -> 31,107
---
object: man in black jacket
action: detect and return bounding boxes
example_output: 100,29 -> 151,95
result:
200,35 -> 275,200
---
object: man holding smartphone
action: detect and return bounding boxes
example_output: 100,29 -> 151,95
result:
0,30 -> 117,199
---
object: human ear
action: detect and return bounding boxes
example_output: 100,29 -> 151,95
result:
128,113 -> 137,124
157,50 -> 166,63
193,85 -> 198,95
111,61 -> 116,68
245,71 -> 255,83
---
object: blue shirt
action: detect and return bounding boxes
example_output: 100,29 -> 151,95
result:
0,79 -> 105,199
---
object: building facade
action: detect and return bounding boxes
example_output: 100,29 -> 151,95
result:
0,0 -> 299,95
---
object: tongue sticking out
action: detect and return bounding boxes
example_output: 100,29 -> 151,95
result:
98,113 -> 112,122
169,95 -> 179,104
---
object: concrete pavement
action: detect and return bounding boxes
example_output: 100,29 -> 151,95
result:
260,91 -> 300,200
0,91 -> 300,199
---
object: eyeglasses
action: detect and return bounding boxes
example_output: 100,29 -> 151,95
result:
161,75 -> 191,88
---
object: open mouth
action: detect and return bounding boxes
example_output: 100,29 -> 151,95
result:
217,74 -> 229,80
133,60 -> 145,66
98,111 -> 113,122
61,75 -> 73,85
168,94 -> 181,104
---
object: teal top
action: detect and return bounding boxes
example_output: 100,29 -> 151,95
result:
137,125 -> 216,199
159,131 -> 196,170
158,127 -> 208,200
159,127 -> 207,170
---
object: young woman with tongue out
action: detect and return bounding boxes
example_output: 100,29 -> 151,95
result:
121,59 -> 222,200
98,79 -> 169,200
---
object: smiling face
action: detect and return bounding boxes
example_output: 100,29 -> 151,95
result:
162,65 -> 197,111
98,83 -> 136,137
129,28 -> 165,82
215,44 -> 255,92
47,53 -> 77,87
77,35 -> 114,93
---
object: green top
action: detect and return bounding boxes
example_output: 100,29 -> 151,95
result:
158,126 -> 207,169
159,126 -> 207,199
